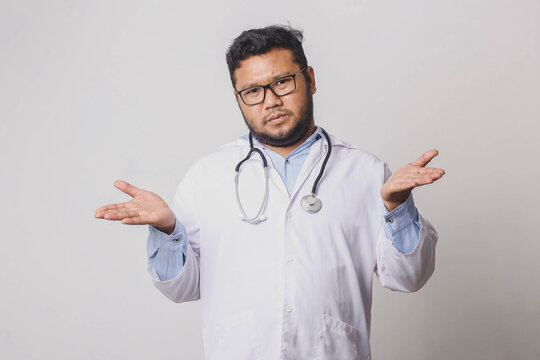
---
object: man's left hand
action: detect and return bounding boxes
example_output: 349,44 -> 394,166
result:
381,149 -> 445,212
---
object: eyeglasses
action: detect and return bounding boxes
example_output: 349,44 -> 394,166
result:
235,66 -> 308,106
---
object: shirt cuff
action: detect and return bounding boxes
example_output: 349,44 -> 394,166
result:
146,218 -> 186,259
146,218 -> 188,281
382,193 -> 421,254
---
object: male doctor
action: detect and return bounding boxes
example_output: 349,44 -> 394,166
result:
95,25 -> 445,360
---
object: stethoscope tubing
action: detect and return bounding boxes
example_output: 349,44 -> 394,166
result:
235,127 -> 331,223
310,127 -> 331,195
234,146 -> 270,223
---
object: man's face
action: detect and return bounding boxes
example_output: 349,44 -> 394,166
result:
233,48 -> 316,147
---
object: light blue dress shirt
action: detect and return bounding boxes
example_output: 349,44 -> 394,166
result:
147,127 -> 421,281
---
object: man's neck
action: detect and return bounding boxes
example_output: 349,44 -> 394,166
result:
261,124 -> 316,158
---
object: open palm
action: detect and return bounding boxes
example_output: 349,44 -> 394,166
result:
381,149 -> 445,212
95,180 -> 175,233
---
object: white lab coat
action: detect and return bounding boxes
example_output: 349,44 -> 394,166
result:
147,132 -> 438,360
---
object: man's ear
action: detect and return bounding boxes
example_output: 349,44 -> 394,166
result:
306,66 -> 316,95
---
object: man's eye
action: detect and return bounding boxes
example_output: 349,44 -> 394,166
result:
245,88 -> 261,95
275,78 -> 292,87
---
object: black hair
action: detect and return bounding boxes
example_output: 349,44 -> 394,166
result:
225,24 -> 308,89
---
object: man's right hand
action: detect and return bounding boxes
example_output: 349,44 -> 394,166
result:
94,180 -> 176,235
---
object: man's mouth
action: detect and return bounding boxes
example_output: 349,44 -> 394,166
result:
266,113 -> 288,123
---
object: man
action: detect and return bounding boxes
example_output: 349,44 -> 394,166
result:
95,25 -> 445,360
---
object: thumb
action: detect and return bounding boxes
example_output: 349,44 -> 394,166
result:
114,180 -> 143,198
410,149 -> 439,167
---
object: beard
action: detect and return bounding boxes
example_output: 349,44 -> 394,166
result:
240,91 -> 314,147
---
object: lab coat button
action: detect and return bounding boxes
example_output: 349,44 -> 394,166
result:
287,256 -> 294,263
287,211 -> 292,218
286,304 -> 294,312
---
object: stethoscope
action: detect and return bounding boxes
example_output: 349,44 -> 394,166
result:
234,127 -> 332,224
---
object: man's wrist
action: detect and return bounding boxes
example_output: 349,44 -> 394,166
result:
154,214 -> 176,235
157,224 -> 175,235
382,190 -> 412,212
383,199 -> 402,212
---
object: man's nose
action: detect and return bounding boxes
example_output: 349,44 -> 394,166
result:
263,87 -> 283,109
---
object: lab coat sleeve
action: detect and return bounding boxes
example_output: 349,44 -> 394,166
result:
147,165 -> 201,303
374,162 -> 439,293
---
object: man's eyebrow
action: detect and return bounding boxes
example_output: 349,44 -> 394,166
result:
241,71 -> 293,89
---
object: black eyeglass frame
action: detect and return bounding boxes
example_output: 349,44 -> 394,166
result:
235,66 -> 309,106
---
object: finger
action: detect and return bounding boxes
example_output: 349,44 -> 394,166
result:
407,173 -> 443,185
95,203 -> 129,218
114,180 -> 143,198
417,166 -> 445,173
122,215 -> 152,225
95,203 -> 124,213
103,208 -> 140,221
429,170 -> 445,180
106,208 -> 139,219
411,167 -> 445,178
410,175 -> 444,187
410,149 -> 439,167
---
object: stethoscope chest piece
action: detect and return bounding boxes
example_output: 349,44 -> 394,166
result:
301,194 -> 322,213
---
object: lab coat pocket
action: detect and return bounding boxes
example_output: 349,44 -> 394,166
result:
314,313 -> 370,360
204,309 -> 262,360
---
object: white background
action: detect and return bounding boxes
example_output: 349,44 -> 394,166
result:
1,0 -> 539,359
